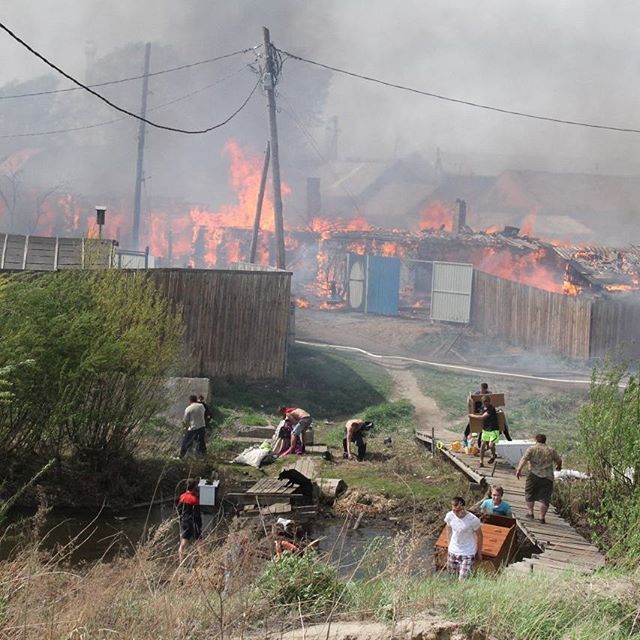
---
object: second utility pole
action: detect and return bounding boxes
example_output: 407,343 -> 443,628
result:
262,27 -> 286,270
132,42 -> 151,251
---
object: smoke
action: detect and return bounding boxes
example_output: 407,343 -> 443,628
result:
2,1 -> 640,244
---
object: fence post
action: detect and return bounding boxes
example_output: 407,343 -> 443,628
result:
431,426 -> 435,458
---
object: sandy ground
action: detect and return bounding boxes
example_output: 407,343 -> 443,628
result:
275,615 -> 493,640
388,365 -> 459,441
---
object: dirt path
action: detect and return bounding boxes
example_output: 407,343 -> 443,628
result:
387,364 -> 460,441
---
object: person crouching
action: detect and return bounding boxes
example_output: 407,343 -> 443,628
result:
343,419 -> 374,461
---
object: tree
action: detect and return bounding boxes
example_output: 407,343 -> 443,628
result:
0,270 -> 183,468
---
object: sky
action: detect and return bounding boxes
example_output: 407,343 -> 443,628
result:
2,1 -> 640,218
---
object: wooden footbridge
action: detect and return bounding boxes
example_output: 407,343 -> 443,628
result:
415,430 -> 605,576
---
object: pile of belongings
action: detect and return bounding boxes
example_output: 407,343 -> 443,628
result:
231,441 -> 276,468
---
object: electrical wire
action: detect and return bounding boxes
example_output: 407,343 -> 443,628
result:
279,48 -> 640,135
0,65 -> 252,139
0,46 -> 260,100
0,20 -> 258,134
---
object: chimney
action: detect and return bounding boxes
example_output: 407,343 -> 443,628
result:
454,198 -> 467,234
306,177 -> 321,220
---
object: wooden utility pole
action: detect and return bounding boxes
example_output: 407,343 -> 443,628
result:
132,42 -> 151,250
249,141 -> 271,263
262,27 -> 286,269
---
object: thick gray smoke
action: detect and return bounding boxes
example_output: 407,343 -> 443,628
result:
1,1 -> 640,244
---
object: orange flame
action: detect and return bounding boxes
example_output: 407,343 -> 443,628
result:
418,201 -> 453,232
478,247 -> 564,293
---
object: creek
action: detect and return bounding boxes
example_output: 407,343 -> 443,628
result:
2,505 -> 434,575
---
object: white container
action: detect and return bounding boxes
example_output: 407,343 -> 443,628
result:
495,439 -> 534,467
198,479 -> 220,507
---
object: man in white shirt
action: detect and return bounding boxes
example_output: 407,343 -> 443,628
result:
444,496 -> 483,580
179,395 -> 207,458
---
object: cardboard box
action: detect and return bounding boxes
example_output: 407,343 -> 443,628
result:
468,393 -> 505,413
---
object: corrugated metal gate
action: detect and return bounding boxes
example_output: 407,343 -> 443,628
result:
430,261 -> 473,323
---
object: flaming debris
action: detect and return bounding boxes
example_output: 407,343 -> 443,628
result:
2,141 -> 640,306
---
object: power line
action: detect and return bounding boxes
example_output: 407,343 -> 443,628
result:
279,48 -> 640,135
0,20 -> 258,134
0,65 -> 250,139
0,46 -> 259,100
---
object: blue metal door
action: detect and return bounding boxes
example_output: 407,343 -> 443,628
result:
365,255 -> 400,316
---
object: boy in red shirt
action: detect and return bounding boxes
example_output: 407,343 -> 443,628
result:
178,478 -> 202,564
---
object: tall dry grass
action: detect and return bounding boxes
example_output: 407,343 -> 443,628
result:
2,507 -> 639,640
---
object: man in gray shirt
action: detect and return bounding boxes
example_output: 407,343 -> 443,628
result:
179,395 -> 207,458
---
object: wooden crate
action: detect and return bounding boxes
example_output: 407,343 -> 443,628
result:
434,514 -> 517,571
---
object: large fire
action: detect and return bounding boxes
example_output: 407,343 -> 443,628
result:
2,140 -> 638,307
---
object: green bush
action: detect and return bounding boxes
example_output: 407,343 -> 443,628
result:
577,362 -> 640,563
255,553 -> 346,616
0,271 -> 183,468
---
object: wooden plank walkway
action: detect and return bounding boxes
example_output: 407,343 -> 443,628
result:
416,430 -> 605,576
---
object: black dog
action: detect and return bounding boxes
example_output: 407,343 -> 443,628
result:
278,469 -> 313,499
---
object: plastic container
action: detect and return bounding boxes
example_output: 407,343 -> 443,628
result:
198,478 -> 220,507
450,440 -> 462,452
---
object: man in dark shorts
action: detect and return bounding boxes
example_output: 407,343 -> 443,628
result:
469,395 -> 499,468
178,478 -> 203,563
515,434 -> 562,524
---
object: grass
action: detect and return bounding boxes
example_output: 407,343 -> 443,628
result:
416,367 -> 589,460
213,344 -> 392,427
3,521 -> 638,640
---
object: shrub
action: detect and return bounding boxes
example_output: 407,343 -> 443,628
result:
0,271 -> 183,467
577,362 -> 640,563
255,553 -> 346,617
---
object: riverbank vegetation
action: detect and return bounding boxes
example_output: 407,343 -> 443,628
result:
2,518 -> 638,640
0,270 -> 185,506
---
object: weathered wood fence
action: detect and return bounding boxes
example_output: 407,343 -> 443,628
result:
471,271 -> 592,359
148,268 -> 291,379
589,297 -> 640,359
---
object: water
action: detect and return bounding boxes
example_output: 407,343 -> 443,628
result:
2,507 -> 434,575
311,520 -> 434,577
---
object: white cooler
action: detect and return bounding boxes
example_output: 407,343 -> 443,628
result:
495,439 -> 534,467
198,479 -> 220,507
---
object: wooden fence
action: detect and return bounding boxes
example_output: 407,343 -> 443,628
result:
148,268 -> 291,379
0,233 -> 115,270
589,297 -> 640,359
471,271 -> 592,359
